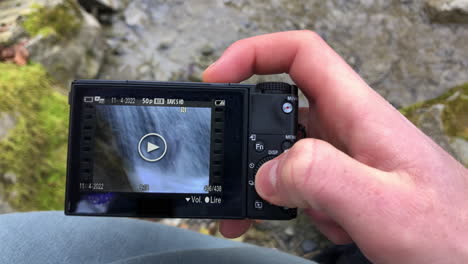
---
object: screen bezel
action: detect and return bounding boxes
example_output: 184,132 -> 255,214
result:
65,81 -> 249,218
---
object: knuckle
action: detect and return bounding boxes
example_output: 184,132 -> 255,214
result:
229,38 -> 249,50
281,139 -> 320,194
284,139 -> 336,198
222,40 -> 242,56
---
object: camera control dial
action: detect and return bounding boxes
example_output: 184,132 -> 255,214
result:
254,156 -> 277,177
257,82 -> 292,94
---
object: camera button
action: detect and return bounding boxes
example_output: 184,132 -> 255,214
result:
282,102 -> 294,114
254,200 -> 264,210
255,141 -> 265,152
281,140 -> 293,151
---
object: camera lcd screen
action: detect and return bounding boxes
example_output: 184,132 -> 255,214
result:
67,82 -> 248,218
93,104 -> 212,194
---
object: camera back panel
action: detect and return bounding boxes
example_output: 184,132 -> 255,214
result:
65,80 -> 297,220
247,83 -> 298,219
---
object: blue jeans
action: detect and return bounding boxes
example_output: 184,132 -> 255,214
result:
0,211 -> 316,264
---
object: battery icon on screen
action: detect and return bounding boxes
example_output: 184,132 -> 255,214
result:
84,97 -> 93,103
215,100 -> 225,106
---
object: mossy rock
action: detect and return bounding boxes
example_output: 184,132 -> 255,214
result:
1,0 -> 105,86
0,63 -> 69,211
401,83 -> 468,140
22,0 -> 82,40
400,83 -> 468,166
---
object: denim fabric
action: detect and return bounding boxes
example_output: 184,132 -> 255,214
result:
0,211 -> 315,264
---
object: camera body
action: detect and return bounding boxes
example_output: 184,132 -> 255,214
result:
65,80 -> 298,220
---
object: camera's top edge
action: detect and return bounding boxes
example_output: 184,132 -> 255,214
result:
72,79 -> 251,88
71,80 -> 297,96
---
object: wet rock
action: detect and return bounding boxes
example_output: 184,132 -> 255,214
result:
200,45 -> 214,57
78,0 -> 128,13
160,218 -> 182,227
284,226 -> 295,236
247,212 -> 332,256
99,0 -> 468,108
0,199 -> 13,214
450,138 -> 468,165
77,0 -> 121,24
301,239 -> 318,254
99,0 -> 129,10
123,5 -> 149,26
0,0 -> 31,45
27,4 -> 105,86
0,181 -> 13,214
425,0 -> 468,23
158,41 -> 171,51
77,0 -> 130,24
0,0 -> 105,86
2,172 -> 17,184
0,113 -> 16,140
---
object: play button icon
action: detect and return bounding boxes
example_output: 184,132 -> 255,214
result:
138,133 -> 167,162
147,142 -> 160,153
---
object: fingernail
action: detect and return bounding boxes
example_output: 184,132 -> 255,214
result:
257,160 -> 278,198
269,160 -> 279,191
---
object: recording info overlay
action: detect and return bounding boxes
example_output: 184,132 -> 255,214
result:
93,105 -> 212,194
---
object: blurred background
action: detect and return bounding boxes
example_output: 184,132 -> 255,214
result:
0,0 -> 466,260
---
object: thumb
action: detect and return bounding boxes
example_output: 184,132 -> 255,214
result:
255,138 -> 390,221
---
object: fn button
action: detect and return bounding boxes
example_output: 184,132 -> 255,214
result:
255,141 -> 265,152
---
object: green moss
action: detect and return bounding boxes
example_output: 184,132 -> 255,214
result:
442,85 -> 468,140
22,0 -> 82,40
0,63 -> 68,211
400,83 -> 468,140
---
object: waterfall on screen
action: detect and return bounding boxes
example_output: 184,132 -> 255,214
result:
94,105 -> 211,193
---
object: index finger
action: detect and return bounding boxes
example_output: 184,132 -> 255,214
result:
203,30 -> 377,102
202,30 -> 427,170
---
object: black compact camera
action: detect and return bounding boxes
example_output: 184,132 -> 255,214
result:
65,80 -> 298,220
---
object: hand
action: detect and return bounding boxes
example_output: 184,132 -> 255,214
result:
203,31 -> 468,263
